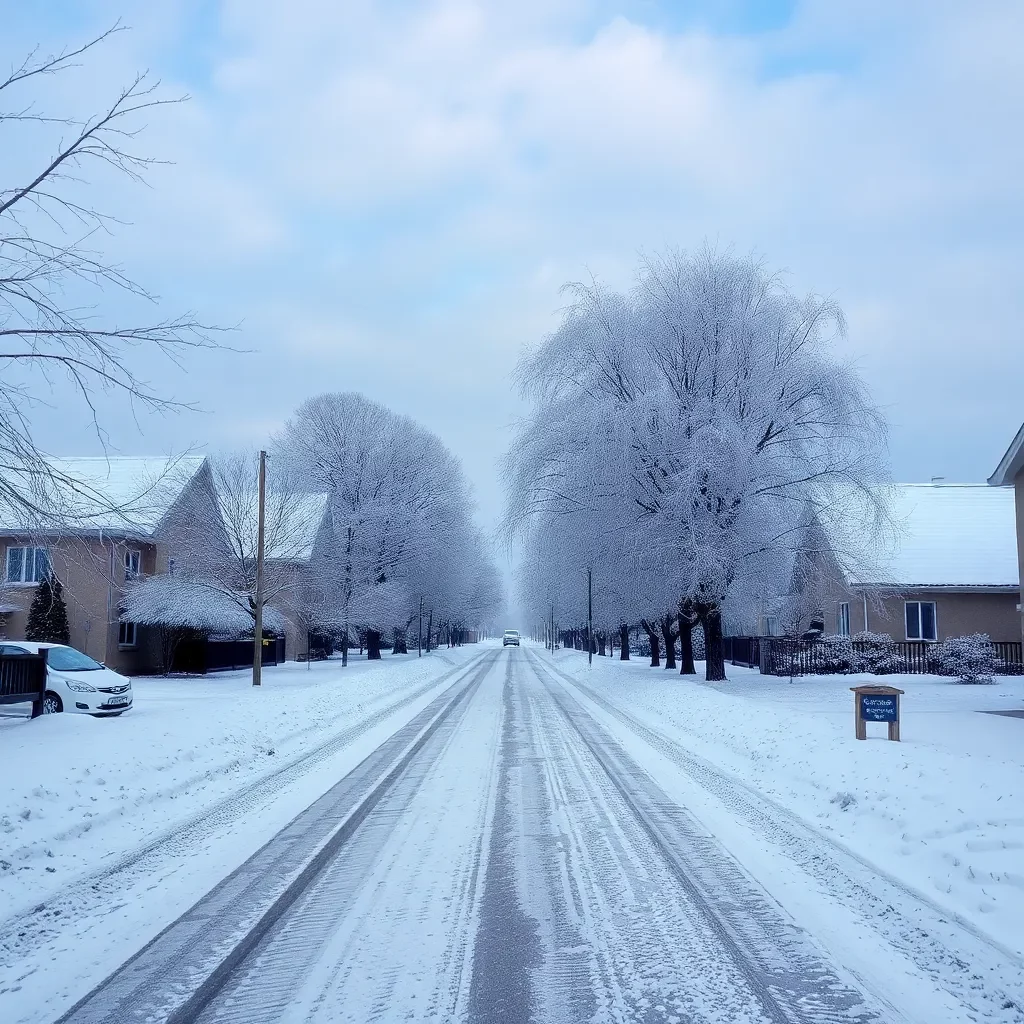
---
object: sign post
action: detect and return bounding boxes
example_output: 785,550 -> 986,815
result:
850,684 -> 904,741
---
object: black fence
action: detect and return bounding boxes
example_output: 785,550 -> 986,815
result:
0,652 -> 47,717
723,636 -> 761,668
171,635 -> 286,675
749,637 -> 1024,677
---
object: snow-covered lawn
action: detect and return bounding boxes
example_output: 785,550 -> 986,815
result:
0,648 -> 482,925
551,648 -> 1024,955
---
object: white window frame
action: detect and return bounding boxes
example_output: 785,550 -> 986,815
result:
905,600 -> 938,642
5,546 -> 51,584
838,602 -> 851,638
118,621 -> 137,648
124,548 -> 141,581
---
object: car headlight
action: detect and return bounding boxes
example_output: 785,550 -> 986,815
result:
63,678 -> 97,693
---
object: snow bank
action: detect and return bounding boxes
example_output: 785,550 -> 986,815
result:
552,649 -> 1024,954
0,648 -> 481,924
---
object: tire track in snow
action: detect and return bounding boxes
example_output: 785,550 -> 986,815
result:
0,651 -> 491,994
525,649 -> 883,1024
48,651 -> 499,1024
467,654 -> 546,1024
542,655 -> 1024,1024
191,653 -> 504,1024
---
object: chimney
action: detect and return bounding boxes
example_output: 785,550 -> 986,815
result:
930,476 -> 945,485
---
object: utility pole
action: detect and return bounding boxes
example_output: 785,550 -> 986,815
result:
588,567 -> 593,667
252,449 -> 267,687
418,596 -> 423,657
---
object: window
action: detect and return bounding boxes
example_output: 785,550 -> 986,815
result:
124,549 -> 141,581
118,621 -> 137,648
5,546 -> 50,584
905,601 -> 937,641
762,615 -> 778,637
168,557 -> 177,574
838,603 -> 851,638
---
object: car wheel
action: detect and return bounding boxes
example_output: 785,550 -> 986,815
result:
42,691 -> 63,714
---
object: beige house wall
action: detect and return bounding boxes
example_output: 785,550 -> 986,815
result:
0,535 -> 163,673
818,587 -> 1021,643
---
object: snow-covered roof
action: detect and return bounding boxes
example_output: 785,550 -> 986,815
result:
840,484 -> 1019,589
121,575 -> 287,637
0,456 -> 207,538
989,422 -> 1024,487
267,493 -> 328,562
217,491 -> 329,564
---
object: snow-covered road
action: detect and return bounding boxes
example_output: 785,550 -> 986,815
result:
8,646 -> 1024,1023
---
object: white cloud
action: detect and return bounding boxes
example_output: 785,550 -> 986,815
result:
8,0 -> 1024,530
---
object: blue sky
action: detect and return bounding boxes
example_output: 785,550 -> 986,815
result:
5,1 -> 1024,554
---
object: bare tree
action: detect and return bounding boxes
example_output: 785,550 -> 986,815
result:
1,23 -> 221,528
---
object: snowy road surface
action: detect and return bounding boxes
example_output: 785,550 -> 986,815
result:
6,646 -> 1024,1023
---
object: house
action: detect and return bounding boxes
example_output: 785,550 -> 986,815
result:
755,483 -> 1021,643
989,422 -> 1024,642
0,456 -> 224,673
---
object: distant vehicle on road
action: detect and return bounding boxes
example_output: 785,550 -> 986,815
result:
0,642 -> 133,716
503,629 -> 521,647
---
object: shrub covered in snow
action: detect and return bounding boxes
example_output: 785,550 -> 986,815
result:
935,633 -> 999,684
817,635 -> 857,673
850,632 -> 902,675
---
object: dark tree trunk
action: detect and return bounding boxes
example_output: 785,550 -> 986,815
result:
366,629 -> 382,660
393,628 -> 408,654
619,622 -> 630,660
699,604 -> 726,681
597,633 -> 606,656
641,619 -> 660,667
678,605 -> 696,675
341,630 -> 349,667
661,613 -> 678,671
426,610 -> 433,652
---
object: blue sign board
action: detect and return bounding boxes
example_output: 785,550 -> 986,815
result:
860,694 -> 898,723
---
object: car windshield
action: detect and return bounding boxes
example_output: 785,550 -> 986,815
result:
46,647 -> 103,672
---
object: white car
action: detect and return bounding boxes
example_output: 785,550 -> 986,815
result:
503,629 -> 521,647
0,642 -> 133,716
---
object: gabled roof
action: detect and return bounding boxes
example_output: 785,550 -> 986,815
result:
121,574 -> 287,637
217,491 -> 330,564
989,422 -> 1024,487
836,484 -> 1019,589
267,493 -> 329,562
0,456 -> 208,538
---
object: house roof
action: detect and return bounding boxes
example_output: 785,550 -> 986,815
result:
989,422 -> 1024,487
0,456 -> 207,538
217,491 -> 329,564
269,492 -> 328,562
120,574 -> 287,637
839,484 -> 1019,590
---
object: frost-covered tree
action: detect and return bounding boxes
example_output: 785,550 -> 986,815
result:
278,392 -> 502,664
506,246 -> 890,681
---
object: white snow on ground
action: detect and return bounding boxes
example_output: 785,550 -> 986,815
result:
0,647 -> 484,1023
551,649 -> 1024,956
